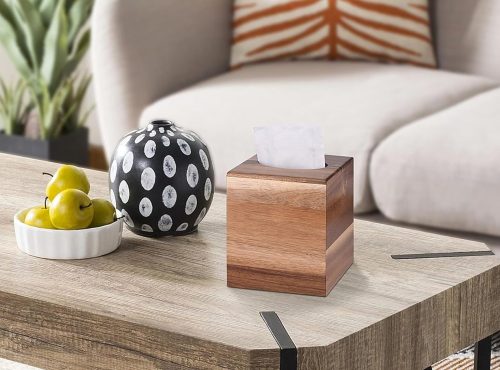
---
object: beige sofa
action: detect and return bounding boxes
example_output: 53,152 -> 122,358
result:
92,0 -> 500,237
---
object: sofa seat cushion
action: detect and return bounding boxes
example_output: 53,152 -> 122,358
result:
371,87 -> 500,236
140,61 -> 495,213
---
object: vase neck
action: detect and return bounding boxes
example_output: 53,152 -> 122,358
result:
151,119 -> 174,127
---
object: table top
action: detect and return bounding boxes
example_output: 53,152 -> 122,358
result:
0,153 -> 499,369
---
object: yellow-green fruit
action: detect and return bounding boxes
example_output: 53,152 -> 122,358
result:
24,207 -> 55,229
50,189 -> 94,230
46,165 -> 90,201
89,198 -> 116,228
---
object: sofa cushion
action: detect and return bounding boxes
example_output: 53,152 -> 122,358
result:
231,0 -> 436,68
371,87 -> 500,236
140,61 -> 495,213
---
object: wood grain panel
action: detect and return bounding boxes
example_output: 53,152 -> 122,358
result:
297,264 -> 500,369
326,157 -> 353,247
0,291 -> 279,370
227,176 -> 327,295
326,224 -> 354,294
227,155 -> 352,184
227,156 -> 353,296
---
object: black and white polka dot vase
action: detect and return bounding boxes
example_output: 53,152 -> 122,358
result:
108,120 -> 215,237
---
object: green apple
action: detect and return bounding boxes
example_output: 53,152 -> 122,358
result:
24,206 -> 55,229
45,165 -> 90,201
89,198 -> 116,228
50,189 -> 94,230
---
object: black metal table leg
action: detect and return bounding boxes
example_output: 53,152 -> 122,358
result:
260,311 -> 297,370
474,335 -> 492,370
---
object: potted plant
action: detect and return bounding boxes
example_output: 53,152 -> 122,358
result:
0,0 -> 93,165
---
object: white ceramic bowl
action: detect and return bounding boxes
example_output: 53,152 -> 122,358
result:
14,208 -> 123,260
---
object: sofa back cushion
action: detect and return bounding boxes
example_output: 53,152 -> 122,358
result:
434,0 -> 500,81
231,0 -> 436,69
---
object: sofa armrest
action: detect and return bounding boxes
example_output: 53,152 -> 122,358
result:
91,0 -> 233,159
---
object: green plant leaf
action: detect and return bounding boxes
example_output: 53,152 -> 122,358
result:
0,0 -> 16,25
0,78 -> 27,135
62,74 -> 91,131
10,0 -> 45,70
48,80 -> 72,137
63,28 -> 89,79
74,74 -> 91,102
68,0 -> 92,48
40,0 -> 68,95
41,82 -> 59,137
77,103 -> 92,127
28,0 -> 43,8
0,78 -> 7,97
0,4 -> 31,79
3,0 -> 34,66
28,80 -> 48,138
39,0 -> 58,27
0,0 -> 93,138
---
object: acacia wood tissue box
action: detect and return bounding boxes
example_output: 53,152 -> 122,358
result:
227,155 -> 353,296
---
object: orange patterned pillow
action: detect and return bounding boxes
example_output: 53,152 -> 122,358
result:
231,0 -> 436,68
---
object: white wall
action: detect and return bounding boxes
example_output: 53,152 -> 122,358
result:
0,48 -> 102,145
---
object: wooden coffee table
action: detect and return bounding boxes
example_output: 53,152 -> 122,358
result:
0,154 -> 498,370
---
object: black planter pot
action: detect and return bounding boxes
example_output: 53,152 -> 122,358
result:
109,120 -> 215,237
0,127 -> 89,166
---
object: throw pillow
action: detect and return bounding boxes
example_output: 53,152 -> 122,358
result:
231,0 -> 436,68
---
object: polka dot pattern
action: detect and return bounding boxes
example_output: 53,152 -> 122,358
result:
121,209 -> 134,227
194,207 -> 206,226
158,214 -> 173,231
182,132 -> 195,142
199,149 -> 209,170
186,164 -> 198,188
162,185 -> 177,208
161,136 -> 170,147
163,155 -> 176,178
139,197 -> 153,217
185,195 -> 197,215
144,140 -> 156,158
177,139 -> 191,155
135,134 -> 145,144
118,180 -> 130,203
141,167 -> 156,191
141,224 -> 153,233
110,160 -> 117,182
109,120 -> 215,236
122,151 -> 134,173
110,189 -> 116,207
204,178 -> 212,201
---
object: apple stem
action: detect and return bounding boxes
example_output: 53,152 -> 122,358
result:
80,203 -> 92,210
44,197 -> 48,209
42,172 -> 53,178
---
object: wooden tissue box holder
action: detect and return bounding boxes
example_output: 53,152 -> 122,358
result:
227,155 -> 354,296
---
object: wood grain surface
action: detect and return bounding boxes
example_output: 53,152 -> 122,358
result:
227,156 -> 353,296
227,155 -> 352,184
0,154 -> 499,370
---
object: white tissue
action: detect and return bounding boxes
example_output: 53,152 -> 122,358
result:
253,124 -> 325,169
